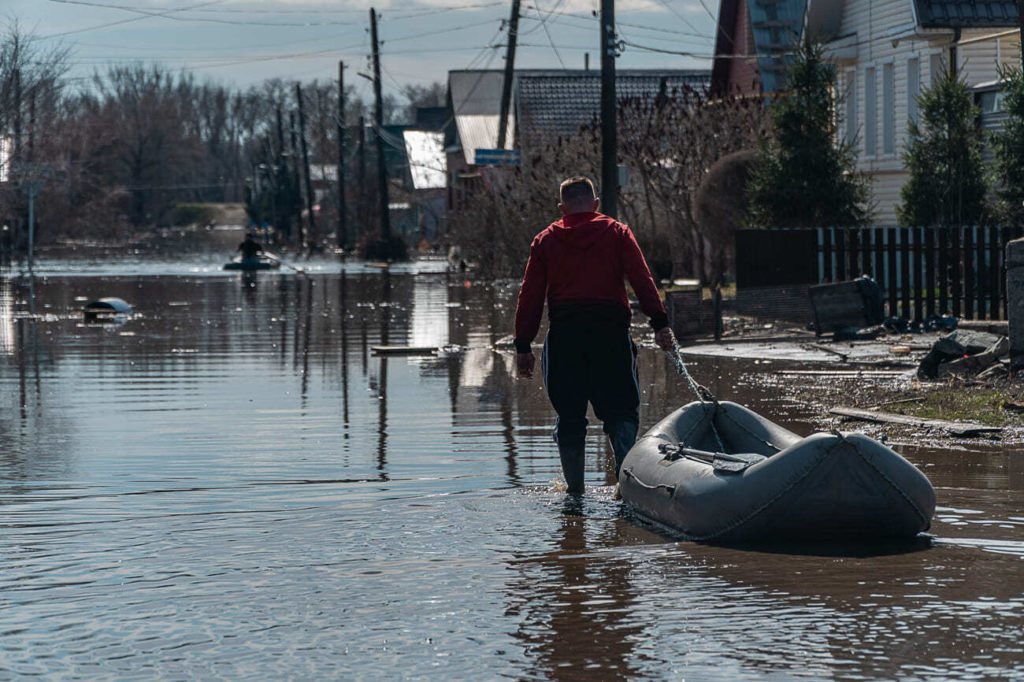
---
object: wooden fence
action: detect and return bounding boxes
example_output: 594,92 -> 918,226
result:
736,226 -> 1024,321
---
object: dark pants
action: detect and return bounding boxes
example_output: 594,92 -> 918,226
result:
542,323 -> 640,475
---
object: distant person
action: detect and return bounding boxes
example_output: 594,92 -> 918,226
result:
514,176 -> 675,497
238,233 -> 263,261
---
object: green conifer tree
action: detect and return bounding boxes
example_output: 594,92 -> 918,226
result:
747,38 -> 870,228
897,67 -> 987,227
990,64 -> 1024,225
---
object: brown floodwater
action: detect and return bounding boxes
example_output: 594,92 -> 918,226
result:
2,255 -> 1023,679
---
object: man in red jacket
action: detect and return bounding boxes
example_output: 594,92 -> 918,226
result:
514,176 -> 674,496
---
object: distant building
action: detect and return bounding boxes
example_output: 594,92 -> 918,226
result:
712,0 -> 1022,224
445,68 -> 711,209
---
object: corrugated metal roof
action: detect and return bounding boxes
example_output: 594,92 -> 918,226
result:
515,69 -> 711,139
916,0 -> 1018,27
454,114 -> 515,165
448,70 -> 515,164
403,130 -> 447,190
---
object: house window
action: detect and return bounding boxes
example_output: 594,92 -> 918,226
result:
882,62 -> 895,155
930,52 -> 947,86
907,57 -> 920,124
865,67 -> 877,157
844,69 -> 857,144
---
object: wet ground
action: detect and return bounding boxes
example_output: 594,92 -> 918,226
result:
2,254 -> 1024,679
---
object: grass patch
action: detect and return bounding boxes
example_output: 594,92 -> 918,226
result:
890,387 -> 1019,427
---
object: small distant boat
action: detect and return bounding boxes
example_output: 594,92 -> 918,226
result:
223,255 -> 281,271
82,297 -> 132,321
620,401 -> 936,543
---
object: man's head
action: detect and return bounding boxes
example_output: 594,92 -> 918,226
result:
558,176 -> 599,216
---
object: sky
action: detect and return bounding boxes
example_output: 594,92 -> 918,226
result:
6,0 -> 720,101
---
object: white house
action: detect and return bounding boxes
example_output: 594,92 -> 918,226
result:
713,0 -> 1021,224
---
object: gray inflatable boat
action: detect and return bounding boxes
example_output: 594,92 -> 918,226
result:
619,401 -> 936,543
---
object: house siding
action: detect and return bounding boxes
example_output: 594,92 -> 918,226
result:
834,0 -> 1018,224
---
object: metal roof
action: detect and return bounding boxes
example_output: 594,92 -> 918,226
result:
515,69 -> 711,139
454,114 -> 515,165
448,70 -> 515,164
915,0 -> 1019,27
403,130 -> 447,190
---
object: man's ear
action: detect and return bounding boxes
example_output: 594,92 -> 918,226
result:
558,202 -> 569,216
593,198 -> 600,211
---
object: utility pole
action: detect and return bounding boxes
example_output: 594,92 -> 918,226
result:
13,68 -> 21,161
600,0 -> 617,218
497,0 -> 521,150
274,106 -> 286,241
289,110 -> 304,246
295,82 -> 317,251
370,8 -> 391,244
337,60 -> 348,251
18,165 -> 49,275
357,114 -> 367,243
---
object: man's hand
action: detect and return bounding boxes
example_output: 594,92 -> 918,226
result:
654,326 -> 675,351
517,352 -> 536,378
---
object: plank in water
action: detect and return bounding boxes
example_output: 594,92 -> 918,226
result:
829,406 -> 1001,437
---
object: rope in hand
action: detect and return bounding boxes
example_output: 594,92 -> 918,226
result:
664,341 -> 726,452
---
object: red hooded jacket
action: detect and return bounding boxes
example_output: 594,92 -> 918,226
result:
513,211 -> 668,353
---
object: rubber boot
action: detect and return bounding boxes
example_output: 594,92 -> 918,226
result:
558,444 -> 586,496
605,419 -> 638,479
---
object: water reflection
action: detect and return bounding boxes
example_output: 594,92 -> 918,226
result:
0,264 -> 1022,679
509,508 -> 647,680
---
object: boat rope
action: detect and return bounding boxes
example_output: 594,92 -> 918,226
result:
665,341 -> 726,452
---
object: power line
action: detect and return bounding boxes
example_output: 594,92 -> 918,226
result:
650,0 -> 705,37
44,0 -> 355,27
532,0 -> 567,69
42,0 -> 225,38
384,18 -> 502,44
519,12 -> 712,44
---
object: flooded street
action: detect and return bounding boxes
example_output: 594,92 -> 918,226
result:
2,258 -> 1024,679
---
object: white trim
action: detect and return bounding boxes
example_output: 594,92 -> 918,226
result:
881,59 -> 897,158
864,64 -> 878,159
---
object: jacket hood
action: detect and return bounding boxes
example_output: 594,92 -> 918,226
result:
547,212 -> 617,250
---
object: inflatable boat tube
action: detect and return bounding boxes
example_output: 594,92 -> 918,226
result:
619,401 -> 936,543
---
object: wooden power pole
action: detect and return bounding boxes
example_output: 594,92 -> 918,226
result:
370,8 -> 391,244
337,60 -> 348,251
600,0 -> 617,218
357,114 -> 367,243
497,0 -> 521,150
295,82 -> 317,250
289,111 -> 303,246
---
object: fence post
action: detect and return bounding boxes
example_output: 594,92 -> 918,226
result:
887,227 -> 897,317
901,227 -> 912,320
1006,237 -> 1024,369
925,227 -> 936,318
990,226 -> 1001,320
836,227 -> 846,280
976,226 -> 987,319
873,227 -> 885,290
938,228 -> 949,315
964,227 -> 975,320
917,227 -> 925,323
952,227 -> 962,317
822,227 -> 833,282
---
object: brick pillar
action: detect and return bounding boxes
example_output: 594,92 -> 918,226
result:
1007,238 -> 1024,370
